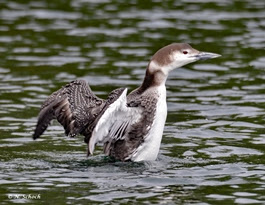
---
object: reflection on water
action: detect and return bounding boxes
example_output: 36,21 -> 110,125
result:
0,0 -> 265,204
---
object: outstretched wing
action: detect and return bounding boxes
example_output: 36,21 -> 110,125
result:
88,89 -> 144,155
33,80 -> 104,139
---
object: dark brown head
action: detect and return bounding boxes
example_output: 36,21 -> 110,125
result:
148,43 -> 221,76
141,43 -> 221,89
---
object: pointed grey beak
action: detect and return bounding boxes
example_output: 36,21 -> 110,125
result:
192,52 -> 221,60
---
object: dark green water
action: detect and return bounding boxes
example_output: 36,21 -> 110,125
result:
0,0 -> 265,204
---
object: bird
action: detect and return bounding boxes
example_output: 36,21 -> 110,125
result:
33,43 -> 221,162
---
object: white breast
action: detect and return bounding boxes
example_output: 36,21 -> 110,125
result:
130,85 -> 167,161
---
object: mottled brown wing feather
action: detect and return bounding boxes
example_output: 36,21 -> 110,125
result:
33,80 -> 104,139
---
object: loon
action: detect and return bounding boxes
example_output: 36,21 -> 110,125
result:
33,43 -> 220,162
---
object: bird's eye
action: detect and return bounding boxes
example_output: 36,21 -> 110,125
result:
183,51 -> 188,54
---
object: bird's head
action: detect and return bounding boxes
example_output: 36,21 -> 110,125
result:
149,43 -> 221,76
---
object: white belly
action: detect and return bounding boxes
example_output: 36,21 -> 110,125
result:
131,86 -> 167,161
